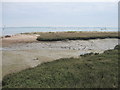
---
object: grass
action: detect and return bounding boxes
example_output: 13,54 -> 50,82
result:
2,45 -> 119,88
34,31 -> 120,41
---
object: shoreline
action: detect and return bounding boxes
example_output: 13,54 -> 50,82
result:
1,30 -> 119,36
2,27 -> 118,36
2,38 -> 119,77
1,31 -> 119,47
1,31 -> 119,77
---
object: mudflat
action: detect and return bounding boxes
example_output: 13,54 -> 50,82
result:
1,34 -> 119,77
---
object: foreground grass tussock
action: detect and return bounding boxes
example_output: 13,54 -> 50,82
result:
35,31 -> 119,41
2,45 -> 119,88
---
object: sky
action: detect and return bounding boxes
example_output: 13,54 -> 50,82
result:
2,0 -> 119,2
1,2 -> 118,27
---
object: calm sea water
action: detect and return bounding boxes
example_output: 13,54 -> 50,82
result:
1,27 -> 118,36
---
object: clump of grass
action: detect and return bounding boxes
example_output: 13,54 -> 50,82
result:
80,52 -> 99,57
66,31 -> 77,33
114,45 -> 120,50
36,31 -> 119,41
2,45 -> 119,88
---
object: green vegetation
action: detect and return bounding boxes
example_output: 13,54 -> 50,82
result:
2,45 -> 119,88
35,31 -> 119,41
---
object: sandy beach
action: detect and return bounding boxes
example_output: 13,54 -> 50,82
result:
1,34 -> 39,47
1,34 -> 118,77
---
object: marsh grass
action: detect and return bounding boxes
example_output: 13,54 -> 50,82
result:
35,31 -> 119,41
2,45 -> 119,88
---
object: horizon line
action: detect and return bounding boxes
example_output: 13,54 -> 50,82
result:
1,26 -> 118,28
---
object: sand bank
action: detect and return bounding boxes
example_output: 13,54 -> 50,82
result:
1,34 -> 39,47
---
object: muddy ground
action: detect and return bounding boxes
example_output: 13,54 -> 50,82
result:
1,34 -> 118,77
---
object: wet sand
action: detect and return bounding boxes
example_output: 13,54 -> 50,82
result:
1,34 -> 119,77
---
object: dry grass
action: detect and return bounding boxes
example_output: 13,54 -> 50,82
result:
34,31 -> 119,41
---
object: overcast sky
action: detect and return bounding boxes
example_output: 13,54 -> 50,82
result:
1,2 -> 118,27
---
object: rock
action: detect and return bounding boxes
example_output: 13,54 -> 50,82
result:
33,58 -> 39,60
73,48 -> 76,50
68,47 -> 71,49
88,49 -> 92,50
5,35 -> 11,38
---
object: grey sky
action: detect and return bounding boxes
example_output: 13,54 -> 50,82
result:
2,2 -> 118,27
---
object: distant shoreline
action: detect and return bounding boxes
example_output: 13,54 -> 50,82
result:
1,31 -> 119,47
2,30 -> 119,36
2,26 -> 118,36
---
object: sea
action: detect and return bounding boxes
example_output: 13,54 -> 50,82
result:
0,26 -> 118,36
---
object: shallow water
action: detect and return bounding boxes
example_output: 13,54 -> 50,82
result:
2,27 -> 118,36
